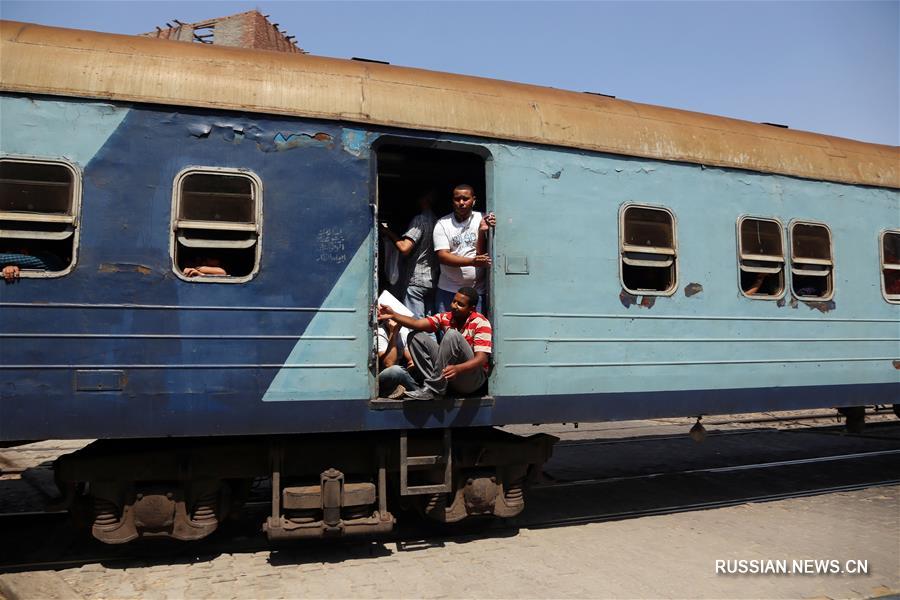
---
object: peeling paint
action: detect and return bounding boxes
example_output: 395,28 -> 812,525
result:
99,263 -> 152,275
893,360 -> 900,370
188,123 -> 212,138
684,283 -> 703,297
551,169 -> 562,179
619,289 -> 638,308
272,131 -> 332,151
803,299 -> 836,313
620,289 -> 658,309
341,129 -> 371,158
776,297 -> 786,308
789,297 -> 799,309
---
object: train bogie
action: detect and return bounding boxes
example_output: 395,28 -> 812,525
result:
54,429 -> 555,543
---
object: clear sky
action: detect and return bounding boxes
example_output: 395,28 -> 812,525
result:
1,1 -> 897,146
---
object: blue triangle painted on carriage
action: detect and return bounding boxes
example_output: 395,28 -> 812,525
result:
262,234 -> 373,401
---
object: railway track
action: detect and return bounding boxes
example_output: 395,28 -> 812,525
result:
1,438 -> 898,573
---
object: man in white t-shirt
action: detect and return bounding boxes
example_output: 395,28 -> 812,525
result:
432,184 -> 496,313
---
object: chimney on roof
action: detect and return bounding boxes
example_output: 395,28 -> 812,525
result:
141,9 -> 306,54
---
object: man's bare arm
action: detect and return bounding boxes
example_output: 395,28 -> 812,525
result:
476,212 -> 496,255
436,249 -> 491,268
379,225 -> 415,256
377,305 -> 432,331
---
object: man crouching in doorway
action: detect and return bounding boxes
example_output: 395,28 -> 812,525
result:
377,286 -> 491,401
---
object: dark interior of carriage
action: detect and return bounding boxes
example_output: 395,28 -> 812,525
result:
373,144 -> 488,400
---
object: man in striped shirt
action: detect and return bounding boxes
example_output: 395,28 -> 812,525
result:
376,286 -> 491,400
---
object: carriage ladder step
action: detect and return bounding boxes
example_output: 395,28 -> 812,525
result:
399,429 -> 452,496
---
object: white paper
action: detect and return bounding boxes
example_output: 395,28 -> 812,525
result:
377,289 -> 412,344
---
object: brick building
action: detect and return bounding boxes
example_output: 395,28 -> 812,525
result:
142,10 -> 304,54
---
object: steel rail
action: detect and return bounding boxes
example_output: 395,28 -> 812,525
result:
539,448 -> 900,489
551,412 -> 896,448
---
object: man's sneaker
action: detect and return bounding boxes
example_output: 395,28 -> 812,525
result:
403,387 -> 437,401
387,384 -> 407,400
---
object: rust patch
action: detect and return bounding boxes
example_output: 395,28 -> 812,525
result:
684,283 -> 703,297
893,360 -> 900,370
640,296 -> 656,309
99,263 -> 152,275
619,290 -> 638,308
803,300 -> 836,313
776,297 -> 786,308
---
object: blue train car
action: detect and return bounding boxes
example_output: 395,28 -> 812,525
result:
1,21 -> 897,543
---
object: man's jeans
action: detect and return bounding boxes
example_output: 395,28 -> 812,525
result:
436,288 -> 486,314
403,285 -> 434,319
406,330 -> 486,396
378,365 -> 418,396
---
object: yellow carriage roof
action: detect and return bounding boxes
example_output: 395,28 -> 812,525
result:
1,20 -> 897,189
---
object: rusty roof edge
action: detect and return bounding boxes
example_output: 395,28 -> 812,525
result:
1,20 -> 898,189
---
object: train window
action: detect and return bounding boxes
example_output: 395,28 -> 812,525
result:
789,221 -> 833,300
881,230 -> 900,303
619,204 -> 677,295
737,217 -> 785,298
171,168 -> 262,282
0,157 -> 80,278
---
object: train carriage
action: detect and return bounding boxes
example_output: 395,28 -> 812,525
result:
0,21 -> 898,543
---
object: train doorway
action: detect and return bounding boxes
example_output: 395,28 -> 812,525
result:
373,142 -> 489,400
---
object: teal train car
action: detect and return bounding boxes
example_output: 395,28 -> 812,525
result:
1,21 -> 897,543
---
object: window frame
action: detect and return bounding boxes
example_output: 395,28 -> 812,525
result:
788,219 -> 834,301
0,154 -> 82,279
618,202 -> 678,297
880,228 -> 900,304
735,215 -> 786,300
169,166 -> 264,284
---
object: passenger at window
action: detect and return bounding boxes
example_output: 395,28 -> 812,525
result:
182,257 -> 228,278
1,247 -> 64,282
433,185 -> 496,313
744,273 -> 771,295
376,318 -> 418,399
378,286 -> 491,401
379,191 -> 438,318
